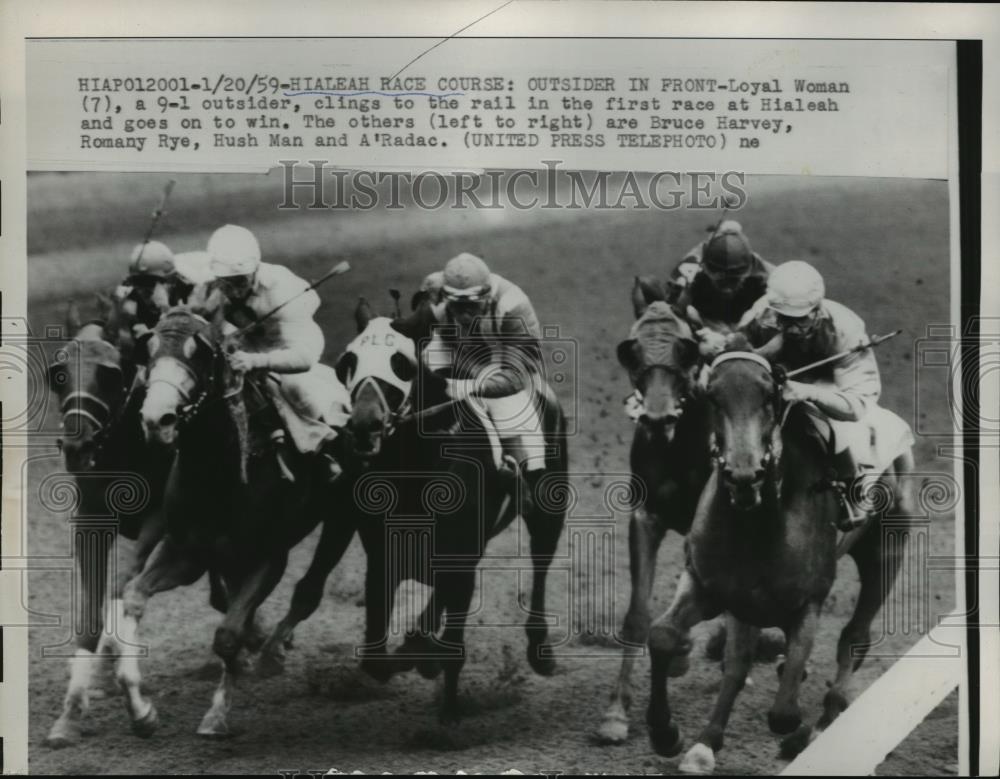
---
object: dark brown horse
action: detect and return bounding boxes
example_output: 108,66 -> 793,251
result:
596,279 -> 713,744
645,339 -> 916,773
265,299 -> 568,722
43,302 -> 176,747
112,306 -> 340,737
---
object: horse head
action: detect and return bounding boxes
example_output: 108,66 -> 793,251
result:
49,310 -> 126,472
136,306 -> 232,448
334,297 -> 419,467
705,334 -> 784,510
617,296 -> 700,442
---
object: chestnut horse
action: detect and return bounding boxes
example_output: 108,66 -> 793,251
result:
645,340 -> 916,773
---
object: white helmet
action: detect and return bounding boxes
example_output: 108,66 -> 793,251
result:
128,240 -> 175,277
767,261 -> 825,317
442,252 -> 492,301
173,250 -> 215,285
207,225 -> 260,277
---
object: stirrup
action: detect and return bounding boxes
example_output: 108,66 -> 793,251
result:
831,480 -> 868,531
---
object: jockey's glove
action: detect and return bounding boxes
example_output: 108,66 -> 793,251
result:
228,349 -> 270,373
696,327 -> 727,359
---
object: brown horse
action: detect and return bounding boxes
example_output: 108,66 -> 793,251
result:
273,298 -> 569,722
644,339 -> 916,773
43,302 -> 177,747
596,280 -> 712,744
112,306 -> 339,737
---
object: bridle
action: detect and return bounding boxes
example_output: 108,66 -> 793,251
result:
351,373 -> 413,440
146,320 -> 241,428
706,350 -> 786,476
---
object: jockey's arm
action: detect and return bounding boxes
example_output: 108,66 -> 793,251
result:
450,306 -> 543,399
248,319 -> 324,373
791,333 -> 882,422
237,287 -> 324,374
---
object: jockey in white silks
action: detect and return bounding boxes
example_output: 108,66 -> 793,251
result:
400,252 -> 551,503
206,224 -> 350,481
737,260 -> 914,527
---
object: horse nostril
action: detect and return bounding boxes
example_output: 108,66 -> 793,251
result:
159,413 -> 177,427
665,413 -> 679,425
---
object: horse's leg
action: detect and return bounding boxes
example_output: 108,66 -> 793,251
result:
198,555 -> 287,737
438,570 -> 477,723
358,525 -> 400,682
782,453 -> 917,758
679,614 -> 759,774
647,570 -> 719,757
395,592 -> 446,679
258,517 -> 356,677
768,602 -> 821,736
116,536 -> 206,737
45,528 -> 111,748
597,506 -> 669,744
522,481 -> 566,677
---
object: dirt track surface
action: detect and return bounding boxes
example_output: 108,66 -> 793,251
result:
24,173 -> 958,775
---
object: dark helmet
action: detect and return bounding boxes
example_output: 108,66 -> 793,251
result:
702,220 -> 753,274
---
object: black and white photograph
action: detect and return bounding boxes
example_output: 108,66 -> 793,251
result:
1,4 -> 997,777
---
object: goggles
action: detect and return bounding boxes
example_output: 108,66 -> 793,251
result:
443,283 -> 491,303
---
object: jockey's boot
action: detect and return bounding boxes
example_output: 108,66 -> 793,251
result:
831,448 -> 869,531
270,429 -> 296,482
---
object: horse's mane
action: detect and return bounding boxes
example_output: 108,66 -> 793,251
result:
156,305 -> 211,336
628,301 -> 694,366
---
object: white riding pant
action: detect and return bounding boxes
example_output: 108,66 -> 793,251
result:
267,364 -> 352,454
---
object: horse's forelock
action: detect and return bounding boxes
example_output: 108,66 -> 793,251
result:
629,302 -> 694,367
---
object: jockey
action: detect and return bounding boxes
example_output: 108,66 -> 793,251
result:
206,224 -> 350,481
667,221 -> 774,356
742,260 -> 904,528
114,240 -> 180,337
398,252 -> 549,508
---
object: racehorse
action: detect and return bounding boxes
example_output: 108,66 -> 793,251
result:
112,306 -> 340,737
596,279 -> 713,744
645,337 -> 917,774
266,297 -> 568,721
44,299 -> 176,747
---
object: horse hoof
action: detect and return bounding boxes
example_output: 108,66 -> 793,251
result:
45,718 -> 82,749
415,658 -> 442,680
131,704 -> 159,738
256,650 -> 286,678
767,708 -> 802,735
679,743 -> 716,774
438,705 -> 462,725
196,712 -> 231,739
283,630 -> 295,650
779,724 -> 815,759
648,722 -> 683,757
527,645 -> 557,676
360,657 -> 394,683
667,653 -> 690,678
595,714 -> 629,745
